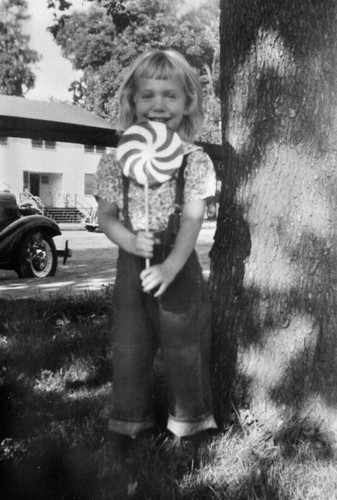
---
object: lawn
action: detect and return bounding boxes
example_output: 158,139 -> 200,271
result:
1,288 -> 337,499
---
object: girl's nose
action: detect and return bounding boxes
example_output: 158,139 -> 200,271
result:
153,95 -> 165,110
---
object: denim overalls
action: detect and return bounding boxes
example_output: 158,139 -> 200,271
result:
108,155 -> 216,437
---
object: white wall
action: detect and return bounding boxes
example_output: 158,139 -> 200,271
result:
0,137 -> 112,209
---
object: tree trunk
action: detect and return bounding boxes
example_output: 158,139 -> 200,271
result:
210,0 -> 337,436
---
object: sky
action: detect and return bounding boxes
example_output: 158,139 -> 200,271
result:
24,0 -> 87,101
24,0 -> 205,102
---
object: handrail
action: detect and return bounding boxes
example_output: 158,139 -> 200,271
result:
65,193 -> 96,218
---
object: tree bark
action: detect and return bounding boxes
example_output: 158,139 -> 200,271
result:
210,0 -> 337,436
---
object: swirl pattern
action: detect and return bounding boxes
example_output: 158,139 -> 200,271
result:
116,121 -> 184,186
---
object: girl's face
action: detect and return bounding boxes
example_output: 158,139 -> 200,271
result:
133,77 -> 188,133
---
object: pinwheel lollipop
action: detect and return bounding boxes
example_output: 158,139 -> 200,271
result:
117,121 -> 184,267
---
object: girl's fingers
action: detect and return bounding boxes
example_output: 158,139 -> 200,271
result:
143,249 -> 154,258
135,232 -> 155,251
153,283 -> 167,297
140,267 -> 157,280
140,269 -> 163,291
140,268 -> 150,280
142,275 -> 159,291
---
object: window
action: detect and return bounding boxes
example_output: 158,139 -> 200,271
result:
84,173 -> 95,195
84,144 -> 95,153
84,144 -> 106,154
41,175 -> 49,184
32,139 -> 43,148
45,141 -> 56,150
31,139 -> 56,149
0,136 -> 8,146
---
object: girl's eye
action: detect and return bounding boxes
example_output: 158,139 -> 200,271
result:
167,94 -> 177,100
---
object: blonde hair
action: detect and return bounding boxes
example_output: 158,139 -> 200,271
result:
118,50 -> 204,142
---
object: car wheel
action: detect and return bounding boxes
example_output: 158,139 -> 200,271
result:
17,231 -> 58,278
86,226 -> 96,232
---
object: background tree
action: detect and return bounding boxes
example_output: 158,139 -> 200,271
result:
47,0 -> 221,141
211,0 -> 337,439
0,0 -> 40,96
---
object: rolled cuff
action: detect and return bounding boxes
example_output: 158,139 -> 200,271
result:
108,415 -> 155,438
167,412 -> 217,438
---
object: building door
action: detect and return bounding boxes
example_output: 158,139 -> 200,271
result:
29,173 -> 40,197
40,174 -> 53,206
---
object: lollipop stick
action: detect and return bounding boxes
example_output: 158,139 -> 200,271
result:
144,176 -> 150,269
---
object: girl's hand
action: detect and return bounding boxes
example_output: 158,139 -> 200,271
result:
131,231 -> 156,259
140,259 -> 177,297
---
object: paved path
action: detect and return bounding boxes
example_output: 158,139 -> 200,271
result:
0,222 -> 216,300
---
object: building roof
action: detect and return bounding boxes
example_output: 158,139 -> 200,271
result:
0,94 -> 119,147
0,95 -> 111,128
0,94 -> 223,161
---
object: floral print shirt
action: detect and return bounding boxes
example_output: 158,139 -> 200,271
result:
94,142 -> 216,231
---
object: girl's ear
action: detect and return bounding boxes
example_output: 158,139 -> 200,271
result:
183,103 -> 191,116
183,95 -> 194,116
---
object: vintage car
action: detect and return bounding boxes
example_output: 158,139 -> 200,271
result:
0,190 -> 71,278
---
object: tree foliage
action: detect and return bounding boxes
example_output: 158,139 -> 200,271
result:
0,0 -> 40,96
47,0 -> 220,140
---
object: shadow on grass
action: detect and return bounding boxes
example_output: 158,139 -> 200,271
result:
2,289 -> 337,499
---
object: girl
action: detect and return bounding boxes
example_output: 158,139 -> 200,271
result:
94,49 -> 217,467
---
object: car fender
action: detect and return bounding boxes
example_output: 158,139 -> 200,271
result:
0,215 -> 61,259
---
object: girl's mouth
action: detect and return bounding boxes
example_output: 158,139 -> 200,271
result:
148,118 -> 169,124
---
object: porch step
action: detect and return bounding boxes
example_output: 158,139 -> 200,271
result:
44,207 -> 84,223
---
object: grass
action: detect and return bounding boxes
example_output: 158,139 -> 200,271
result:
1,288 -> 337,499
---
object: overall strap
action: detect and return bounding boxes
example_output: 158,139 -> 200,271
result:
122,174 -> 129,217
164,154 -> 189,245
174,154 -> 188,214
122,174 -> 132,230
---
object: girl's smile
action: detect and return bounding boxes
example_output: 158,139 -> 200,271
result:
133,77 -> 188,133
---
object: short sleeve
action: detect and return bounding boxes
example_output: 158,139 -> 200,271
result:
184,149 -> 216,203
93,151 -> 123,207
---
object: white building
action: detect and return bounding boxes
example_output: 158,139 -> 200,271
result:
0,95 -> 119,219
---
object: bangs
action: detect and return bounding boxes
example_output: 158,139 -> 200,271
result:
135,53 -> 178,81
